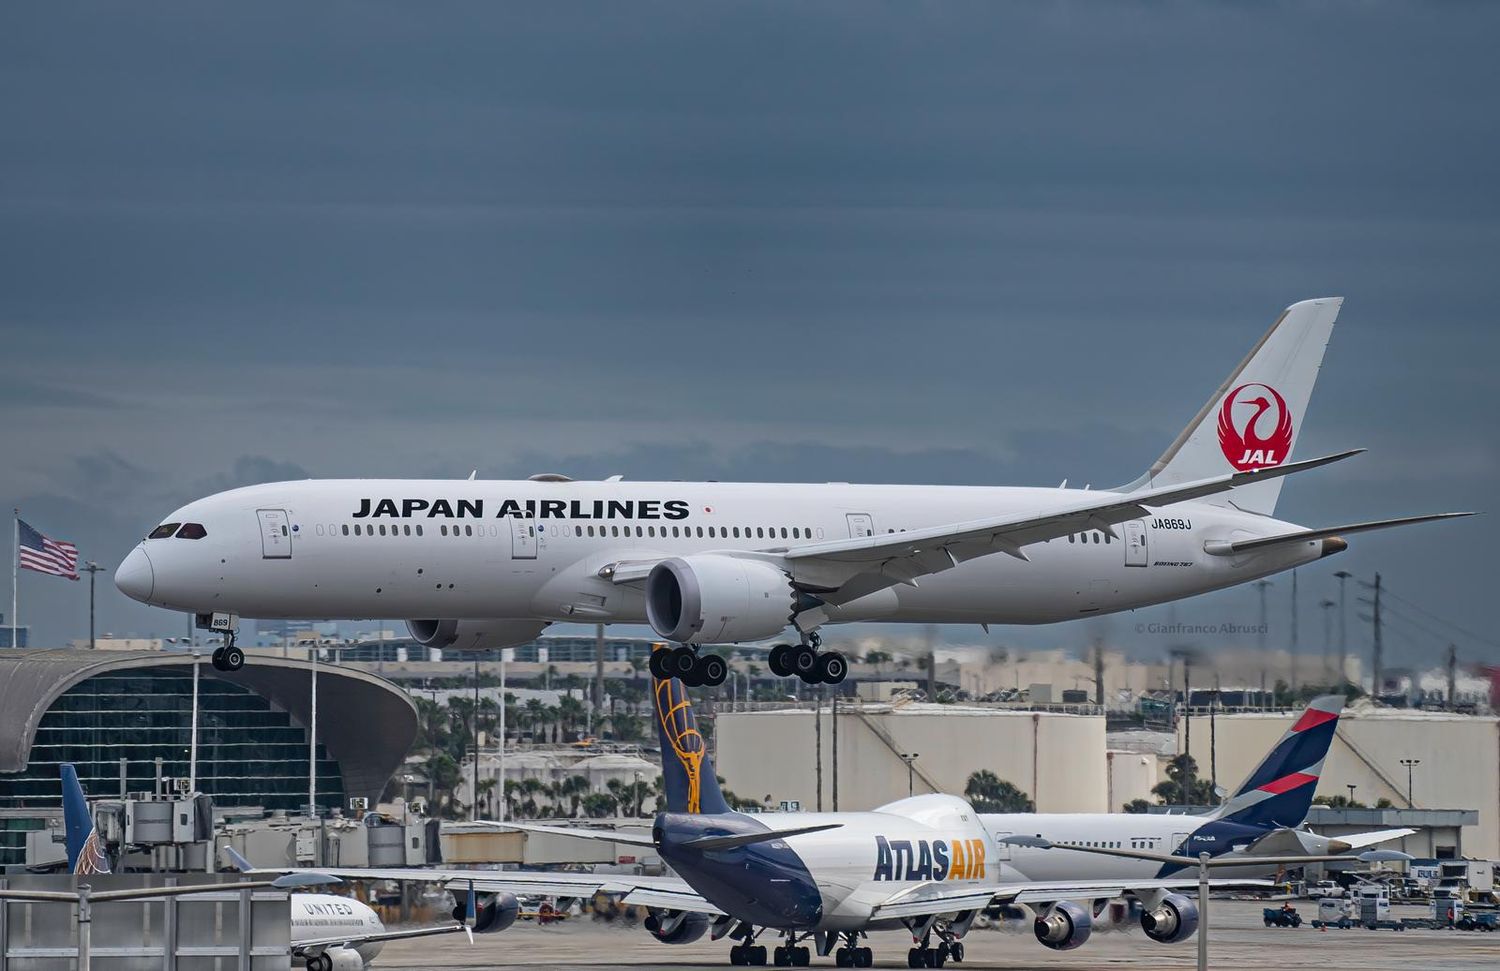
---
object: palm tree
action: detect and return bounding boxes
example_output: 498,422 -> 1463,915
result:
558,775 -> 590,818
557,695 -> 587,741
517,778 -> 545,819
963,770 -> 1034,813
582,792 -> 617,818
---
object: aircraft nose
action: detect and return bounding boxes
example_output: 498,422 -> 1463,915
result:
114,546 -> 154,602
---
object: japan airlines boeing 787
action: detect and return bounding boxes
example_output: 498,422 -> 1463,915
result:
116,298 -> 1469,676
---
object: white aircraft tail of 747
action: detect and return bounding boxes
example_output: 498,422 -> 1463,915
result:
115,297 -> 1472,676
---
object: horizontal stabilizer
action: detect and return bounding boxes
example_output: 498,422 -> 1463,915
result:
1205,512 -> 1475,556
683,823 -> 843,852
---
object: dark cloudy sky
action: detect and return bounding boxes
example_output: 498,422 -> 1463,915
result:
2,3 -> 1496,670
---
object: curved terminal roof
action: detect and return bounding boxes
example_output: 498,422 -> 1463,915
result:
0,649 -> 416,801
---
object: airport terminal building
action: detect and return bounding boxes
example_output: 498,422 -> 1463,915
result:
0,649 -> 417,867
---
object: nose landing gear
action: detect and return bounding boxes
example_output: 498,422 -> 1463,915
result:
768,634 -> 847,685
210,633 -> 245,672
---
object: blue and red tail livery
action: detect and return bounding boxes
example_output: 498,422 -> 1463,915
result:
61,763 -> 111,875
1210,694 -> 1343,830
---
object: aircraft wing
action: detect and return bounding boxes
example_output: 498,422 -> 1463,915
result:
1000,876 -> 1273,906
296,923 -> 467,955
867,875 -> 1273,921
784,450 -> 1360,600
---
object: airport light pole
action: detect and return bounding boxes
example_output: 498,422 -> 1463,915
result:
900,753 -> 919,797
1400,759 -> 1420,808
1346,783 -> 1357,806
1253,579 -> 1273,706
1333,570 -> 1352,683
1320,599 -> 1337,683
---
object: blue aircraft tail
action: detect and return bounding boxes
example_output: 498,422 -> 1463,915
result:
61,763 -> 111,875
652,650 -> 731,816
1207,694 -> 1344,830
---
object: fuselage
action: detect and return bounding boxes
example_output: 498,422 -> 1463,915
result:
660,795 -> 1001,932
290,893 -> 384,966
116,478 -> 1329,629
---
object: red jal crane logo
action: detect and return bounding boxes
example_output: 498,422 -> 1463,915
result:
1217,383 -> 1293,470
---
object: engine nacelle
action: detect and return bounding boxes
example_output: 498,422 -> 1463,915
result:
644,909 -> 710,945
1141,893 -> 1199,944
322,948 -> 366,971
1034,900 -> 1092,950
407,618 -> 548,652
451,892 -> 520,934
645,555 -> 795,644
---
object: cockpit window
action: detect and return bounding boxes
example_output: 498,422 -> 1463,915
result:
177,523 -> 208,540
148,523 -> 181,539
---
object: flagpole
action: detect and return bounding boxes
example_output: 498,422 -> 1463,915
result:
11,509 -> 18,650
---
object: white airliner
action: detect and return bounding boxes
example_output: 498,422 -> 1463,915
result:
115,297 -> 1469,675
256,671 -> 1408,968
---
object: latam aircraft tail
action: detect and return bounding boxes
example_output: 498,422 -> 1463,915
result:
61,763 -> 111,875
1123,297 -> 1343,516
652,648 -> 731,815
1207,694 -> 1343,830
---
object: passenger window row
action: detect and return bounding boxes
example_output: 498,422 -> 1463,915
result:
569,524 -> 811,540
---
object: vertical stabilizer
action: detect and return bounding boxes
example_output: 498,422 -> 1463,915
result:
61,763 -> 111,874
1124,297 -> 1342,515
1208,694 -> 1343,829
652,650 -> 731,815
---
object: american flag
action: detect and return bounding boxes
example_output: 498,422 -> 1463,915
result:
18,519 -> 79,580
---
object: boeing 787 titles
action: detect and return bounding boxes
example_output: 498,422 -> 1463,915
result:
116,297 -> 1470,676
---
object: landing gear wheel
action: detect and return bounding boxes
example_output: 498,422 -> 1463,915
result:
750,945 -> 768,965
221,646 -> 245,672
699,654 -> 728,687
668,646 -> 699,681
789,644 -> 819,681
816,651 -> 848,685
836,950 -> 852,968
948,941 -> 964,963
649,649 -> 672,680
211,647 -> 226,671
768,644 -> 793,677
773,946 -> 789,967
855,948 -> 873,968
730,945 -> 746,966
680,660 -> 706,688
794,946 -> 810,966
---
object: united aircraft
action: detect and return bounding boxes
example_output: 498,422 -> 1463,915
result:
115,297 -> 1470,675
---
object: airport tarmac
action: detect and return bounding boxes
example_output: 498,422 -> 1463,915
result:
376,900 -> 1498,970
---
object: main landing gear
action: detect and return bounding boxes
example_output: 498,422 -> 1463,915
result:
649,645 -> 729,688
905,934 -> 963,968
728,926 -> 768,966
834,932 -> 874,968
210,632 -> 245,672
769,634 -> 848,685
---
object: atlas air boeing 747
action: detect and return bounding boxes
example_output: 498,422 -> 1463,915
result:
115,298 -> 1470,677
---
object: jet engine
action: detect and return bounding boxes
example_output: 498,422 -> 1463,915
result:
1034,901 -> 1092,950
406,618 -> 548,652
305,949 -> 363,971
644,909 -> 710,945
645,555 -> 795,644
1141,893 -> 1199,944
451,892 -> 520,934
